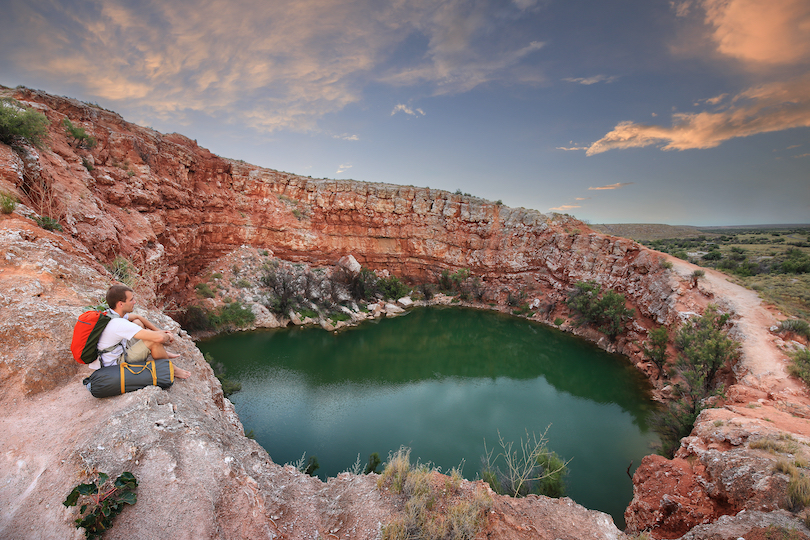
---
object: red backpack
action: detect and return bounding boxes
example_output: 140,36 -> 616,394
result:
71,310 -> 112,364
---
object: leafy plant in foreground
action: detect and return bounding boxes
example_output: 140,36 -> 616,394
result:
63,472 -> 138,539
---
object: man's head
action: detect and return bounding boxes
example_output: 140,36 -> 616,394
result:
106,285 -> 134,314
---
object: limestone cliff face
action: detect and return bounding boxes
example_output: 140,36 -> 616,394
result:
2,87 -> 680,357
2,85 -> 809,539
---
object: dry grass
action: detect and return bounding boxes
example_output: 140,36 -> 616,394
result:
751,435 -> 801,455
774,458 -> 810,510
378,447 -> 492,540
742,274 -> 810,320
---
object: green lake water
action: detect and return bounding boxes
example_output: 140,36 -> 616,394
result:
198,306 -> 660,527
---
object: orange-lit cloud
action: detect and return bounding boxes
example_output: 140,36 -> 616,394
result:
587,75 -> 810,154
588,182 -> 634,190
549,204 -> 581,212
5,0 -> 546,133
702,0 -> 810,66
590,0 -> 810,155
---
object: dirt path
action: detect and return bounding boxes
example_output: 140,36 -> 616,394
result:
665,254 -> 803,393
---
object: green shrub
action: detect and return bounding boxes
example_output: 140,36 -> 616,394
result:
0,98 -> 49,148
779,319 -> 810,340
209,300 -> 255,331
34,215 -> 62,231
62,118 -> 97,148
379,275 -> 410,300
438,268 -> 473,296
364,452 -> 382,474
652,305 -> 740,457
702,251 -> 723,261
512,303 -> 532,316
641,326 -> 669,379
330,311 -> 351,324
674,305 -> 738,390
0,191 -> 18,214
195,283 -> 216,298
779,248 -> 810,275
105,255 -> 138,287
788,348 -> 810,387
177,305 -> 213,332
566,281 -> 634,340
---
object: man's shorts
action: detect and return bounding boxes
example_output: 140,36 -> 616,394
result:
117,339 -> 150,364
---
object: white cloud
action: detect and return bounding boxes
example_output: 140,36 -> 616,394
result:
563,75 -> 619,85
391,104 -> 426,117
556,146 -> 586,151
336,163 -> 353,174
333,133 -> 360,141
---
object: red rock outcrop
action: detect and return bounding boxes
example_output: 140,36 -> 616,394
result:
2,85 -> 810,539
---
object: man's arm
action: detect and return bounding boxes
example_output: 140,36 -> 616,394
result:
132,328 -> 175,345
126,314 -> 158,331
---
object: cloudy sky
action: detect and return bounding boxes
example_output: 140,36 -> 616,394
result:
1,0 -> 808,226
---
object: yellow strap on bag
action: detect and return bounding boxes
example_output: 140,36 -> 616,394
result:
169,361 -> 175,382
119,361 -> 157,394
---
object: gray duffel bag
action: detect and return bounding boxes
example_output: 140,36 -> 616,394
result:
83,359 -> 175,398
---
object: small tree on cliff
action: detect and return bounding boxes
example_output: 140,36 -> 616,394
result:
565,281 -> 634,340
641,326 -> 669,379
651,305 -> 740,457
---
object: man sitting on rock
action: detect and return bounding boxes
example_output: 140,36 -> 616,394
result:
90,284 -> 190,379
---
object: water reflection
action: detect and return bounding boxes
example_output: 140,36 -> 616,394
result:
199,306 -> 659,527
